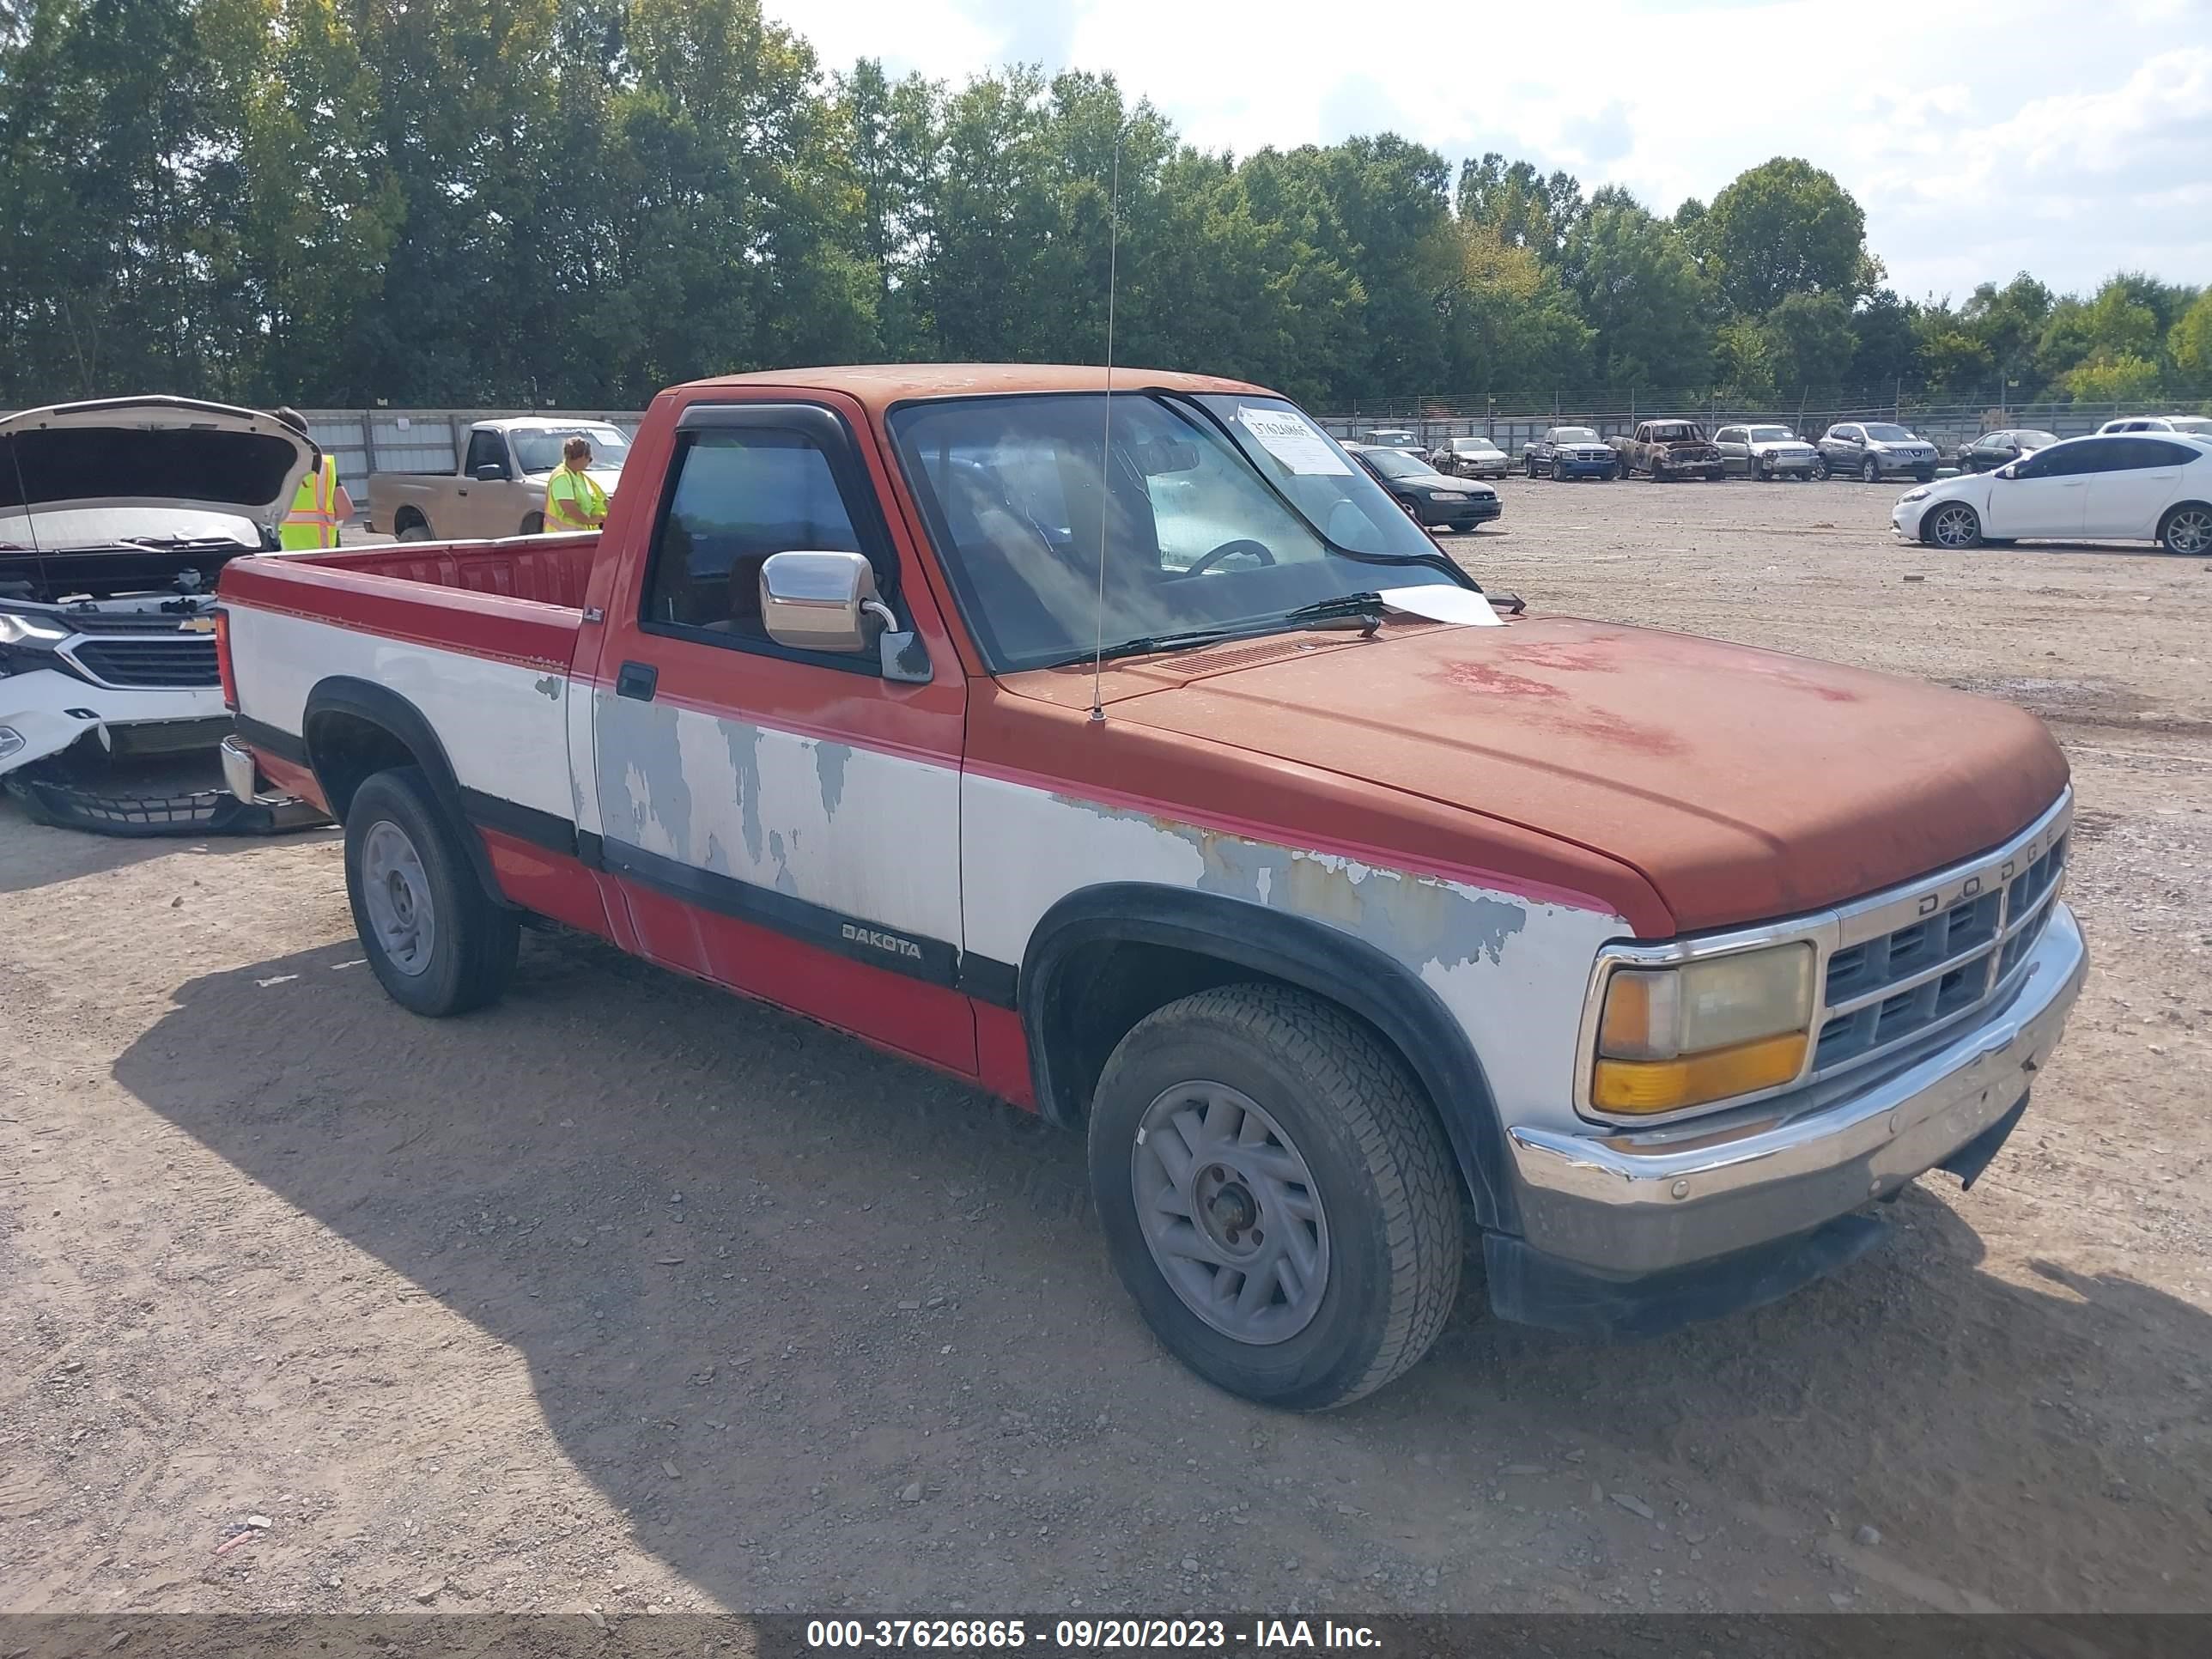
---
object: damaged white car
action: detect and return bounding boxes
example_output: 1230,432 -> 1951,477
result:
0,396 -> 322,832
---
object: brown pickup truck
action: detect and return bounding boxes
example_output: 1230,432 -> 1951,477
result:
365,417 -> 629,542
1614,419 -> 1726,482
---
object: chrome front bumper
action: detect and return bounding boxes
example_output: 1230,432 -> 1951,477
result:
1505,902 -> 2086,1276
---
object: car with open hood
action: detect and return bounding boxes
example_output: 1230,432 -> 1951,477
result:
217,364 -> 2085,1410
0,396 -> 319,830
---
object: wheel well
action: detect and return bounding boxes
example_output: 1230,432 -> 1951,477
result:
1029,936 -> 1477,1214
302,708 -> 419,821
2160,499 -> 2210,532
392,505 -> 427,531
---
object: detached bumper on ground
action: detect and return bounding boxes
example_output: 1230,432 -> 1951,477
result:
1492,901 -> 2087,1333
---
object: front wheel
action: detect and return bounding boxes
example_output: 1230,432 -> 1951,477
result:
1811,455 -> 1831,481
344,767 -> 520,1018
1089,984 -> 1462,1411
1861,457 -> 1881,483
1551,459 -> 1567,482
2160,503 -> 2212,556
1923,501 -> 1984,550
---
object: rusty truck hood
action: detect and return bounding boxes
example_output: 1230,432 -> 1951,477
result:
1000,616 -> 2069,934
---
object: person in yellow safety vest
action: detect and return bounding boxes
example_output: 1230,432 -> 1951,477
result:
544,435 -> 610,532
273,407 -> 352,550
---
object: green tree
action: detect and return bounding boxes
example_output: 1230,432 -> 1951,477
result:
1761,291 -> 1857,393
2065,353 -> 2162,404
2170,288 -> 2212,375
1704,157 -> 1868,316
1558,196 -> 1708,391
1848,289 -> 1920,389
1455,152 -> 1583,261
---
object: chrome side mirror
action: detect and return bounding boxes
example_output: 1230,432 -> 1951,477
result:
758,550 -> 930,683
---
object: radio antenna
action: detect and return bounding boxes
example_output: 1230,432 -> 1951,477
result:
1087,131 -> 1121,724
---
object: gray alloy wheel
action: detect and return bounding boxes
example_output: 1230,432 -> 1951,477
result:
2161,505 -> 2212,556
1132,1081 -> 1330,1345
1812,455 -> 1830,481
1925,501 -> 1983,550
1551,458 -> 1567,482
360,818 -> 437,975
1862,456 -> 1881,483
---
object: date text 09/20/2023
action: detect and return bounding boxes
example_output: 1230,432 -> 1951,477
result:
804,1619 -> 1381,1650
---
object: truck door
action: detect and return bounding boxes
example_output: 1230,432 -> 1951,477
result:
582,398 -> 976,1074
458,426 -> 528,539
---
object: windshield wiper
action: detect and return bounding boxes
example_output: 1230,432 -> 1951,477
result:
1081,594 -> 1386,667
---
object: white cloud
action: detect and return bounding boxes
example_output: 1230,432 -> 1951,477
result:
767,0 -> 2212,299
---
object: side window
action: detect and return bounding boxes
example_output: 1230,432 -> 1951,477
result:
2116,437 -> 2195,470
1716,428 -> 1741,445
641,428 -> 869,647
463,429 -> 505,475
2019,441 -> 2097,478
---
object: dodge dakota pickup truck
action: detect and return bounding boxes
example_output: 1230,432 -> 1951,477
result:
218,365 -> 2086,1410
366,417 -> 629,542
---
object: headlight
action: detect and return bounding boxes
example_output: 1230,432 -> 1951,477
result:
1590,943 -> 1815,1114
0,611 -> 70,646
1899,487 -> 1930,503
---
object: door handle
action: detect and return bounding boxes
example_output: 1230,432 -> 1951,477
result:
616,661 -> 659,701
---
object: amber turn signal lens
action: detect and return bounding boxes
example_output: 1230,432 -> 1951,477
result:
1590,1031 -> 1809,1115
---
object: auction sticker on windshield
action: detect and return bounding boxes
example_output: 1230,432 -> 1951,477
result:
1237,405 -> 1352,475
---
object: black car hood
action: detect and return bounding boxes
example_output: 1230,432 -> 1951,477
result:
0,397 -> 313,525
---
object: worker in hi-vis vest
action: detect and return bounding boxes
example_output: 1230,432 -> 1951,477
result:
273,408 -> 351,550
544,434 -> 610,532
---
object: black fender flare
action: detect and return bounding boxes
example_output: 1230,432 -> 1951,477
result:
1019,882 -> 1520,1234
301,676 -> 513,906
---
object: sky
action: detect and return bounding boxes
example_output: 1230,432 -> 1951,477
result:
765,0 -> 2212,304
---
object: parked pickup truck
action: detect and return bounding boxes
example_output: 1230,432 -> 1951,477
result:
218,364 -> 2087,1409
1614,418 -> 1725,482
1522,425 -> 1617,480
365,417 -> 629,542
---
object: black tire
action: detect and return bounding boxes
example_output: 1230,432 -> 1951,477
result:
1754,458 -> 1769,482
1922,500 -> 1984,550
520,511 -> 545,536
1551,459 -> 1566,483
1811,455 -> 1830,481
2157,502 -> 2212,556
1526,455 -> 1540,478
395,511 -> 433,542
343,766 -> 520,1018
1914,468 -> 1936,484
1861,457 -> 1881,483
1088,983 -> 1463,1411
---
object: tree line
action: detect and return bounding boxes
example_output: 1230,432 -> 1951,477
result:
3,0 -> 2207,415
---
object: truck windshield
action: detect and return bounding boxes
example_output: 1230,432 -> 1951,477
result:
510,426 -> 630,474
890,392 -> 1463,672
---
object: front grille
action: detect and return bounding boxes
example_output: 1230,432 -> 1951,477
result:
1814,831 -> 2069,1074
66,635 -> 220,688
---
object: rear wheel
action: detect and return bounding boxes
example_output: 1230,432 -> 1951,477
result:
344,767 -> 520,1018
520,511 -> 544,536
394,511 -> 433,542
1923,501 -> 1984,550
2158,503 -> 2212,556
1089,984 -> 1462,1411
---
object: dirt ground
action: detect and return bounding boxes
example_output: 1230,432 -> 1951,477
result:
3,475 -> 2209,1620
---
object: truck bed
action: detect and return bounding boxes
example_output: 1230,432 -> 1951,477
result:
299,532 -> 598,611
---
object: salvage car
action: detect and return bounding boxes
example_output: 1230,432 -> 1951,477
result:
2096,415 -> 2212,437
1714,423 -> 1818,480
1522,425 -> 1617,479
1346,443 -> 1504,531
1814,422 -> 1937,483
1954,429 -> 2058,474
1894,432 -> 2212,554
366,417 -> 629,542
219,363 -> 2085,1410
1431,435 -> 1510,479
1614,419 -> 1725,482
0,396 -> 322,832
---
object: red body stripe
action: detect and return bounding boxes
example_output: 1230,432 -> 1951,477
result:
220,556 -> 581,672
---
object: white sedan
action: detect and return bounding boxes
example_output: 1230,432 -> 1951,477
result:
1892,432 -> 2212,555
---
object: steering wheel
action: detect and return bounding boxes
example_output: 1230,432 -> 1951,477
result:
1183,538 -> 1277,577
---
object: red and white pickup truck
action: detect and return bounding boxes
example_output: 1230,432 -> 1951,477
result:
216,365 -> 2086,1408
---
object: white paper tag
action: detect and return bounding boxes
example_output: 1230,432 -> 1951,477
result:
1378,585 -> 1504,627
1237,405 -> 1353,475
